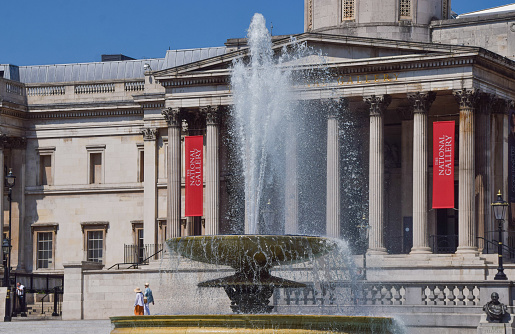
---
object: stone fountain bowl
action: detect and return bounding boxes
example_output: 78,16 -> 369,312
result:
166,234 -> 336,271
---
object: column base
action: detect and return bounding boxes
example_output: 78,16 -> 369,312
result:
367,248 -> 388,255
455,246 -> 479,254
409,247 -> 432,255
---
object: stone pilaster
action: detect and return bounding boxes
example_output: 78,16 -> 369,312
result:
141,127 -> 158,248
202,106 -> 220,236
453,89 -> 480,254
408,91 -> 436,254
325,98 -> 346,238
364,94 -> 391,254
162,108 -> 182,238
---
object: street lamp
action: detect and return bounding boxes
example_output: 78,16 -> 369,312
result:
3,168 -> 15,322
491,190 -> 508,281
356,215 -> 370,280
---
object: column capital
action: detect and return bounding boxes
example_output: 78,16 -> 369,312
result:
364,95 -> 391,116
407,91 -> 436,114
0,135 -> 27,149
322,97 -> 349,118
201,105 -> 221,125
453,89 -> 480,110
141,127 -> 158,141
162,107 -> 182,127
477,93 -> 496,115
491,97 -> 512,115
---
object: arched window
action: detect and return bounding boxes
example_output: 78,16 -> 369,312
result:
342,0 -> 355,20
399,0 -> 412,18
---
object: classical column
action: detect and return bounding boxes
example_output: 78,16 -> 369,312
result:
408,92 -> 436,254
202,106 -> 220,236
454,89 -> 479,254
476,94 -> 495,250
325,98 -> 345,238
141,127 -> 158,248
285,113 -> 299,235
399,108 -> 414,252
364,95 -> 391,254
162,108 -> 182,238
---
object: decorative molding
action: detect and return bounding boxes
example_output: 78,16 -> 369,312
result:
407,91 -> 436,114
160,76 -> 229,87
162,107 -> 182,127
364,95 -> 392,116
31,222 -> 59,234
453,89 -> 480,110
0,135 -> 27,149
26,109 -> 143,120
307,0 -> 313,31
201,105 -> 221,125
81,221 -> 109,233
131,220 -> 143,232
141,127 -> 158,141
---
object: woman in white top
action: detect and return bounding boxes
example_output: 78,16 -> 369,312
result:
133,287 -> 144,315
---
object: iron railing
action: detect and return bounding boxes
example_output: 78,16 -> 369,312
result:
124,244 -> 163,264
429,235 -> 458,254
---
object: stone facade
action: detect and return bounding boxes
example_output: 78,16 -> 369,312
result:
0,2 -> 515,331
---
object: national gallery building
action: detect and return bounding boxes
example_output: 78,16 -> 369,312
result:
0,0 -> 515,290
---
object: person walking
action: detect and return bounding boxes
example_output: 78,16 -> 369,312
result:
133,287 -> 144,315
143,283 -> 154,315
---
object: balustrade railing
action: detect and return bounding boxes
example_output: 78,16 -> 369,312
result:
124,81 -> 144,91
27,86 -> 66,96
274,281 -> 485,308
6,81 -> 24,95
74,83 -> 115,94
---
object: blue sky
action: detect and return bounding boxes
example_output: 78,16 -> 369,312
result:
3,0 -> 514,66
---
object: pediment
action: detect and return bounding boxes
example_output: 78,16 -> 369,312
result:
153,32 -> 480,82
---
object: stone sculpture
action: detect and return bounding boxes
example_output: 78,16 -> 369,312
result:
483,292 -> 508,323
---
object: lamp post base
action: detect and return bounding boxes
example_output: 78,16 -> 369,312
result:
494,270 -> 508,280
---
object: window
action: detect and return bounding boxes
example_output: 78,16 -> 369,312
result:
86,145 -> 105,184
137,144 -> 144,182
399,0 -> 411,18
342,0 -> 355,20
81,221 -> 109,263
87,231 -> 103,262
31,222 -> 58,270
131,220 -> 144,263
37,232 -> 53,269
36,147 -> 55,186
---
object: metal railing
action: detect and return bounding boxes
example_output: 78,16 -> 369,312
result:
10,273 -> 63,318
429,234 -> 458,254
477,236 -> 515,260
108,244 -> 163,270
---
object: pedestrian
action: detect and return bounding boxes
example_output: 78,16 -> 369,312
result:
133,287 -> 144,315
144,283 -> 154,315
16,282 -> 25,313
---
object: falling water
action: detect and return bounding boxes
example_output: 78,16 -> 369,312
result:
231,13 -> 323,235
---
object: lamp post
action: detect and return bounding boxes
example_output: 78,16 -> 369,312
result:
491,190 -> 508,281
3,168 -> 15,322
356,215 -> 370,280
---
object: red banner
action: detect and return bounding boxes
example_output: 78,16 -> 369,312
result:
432,121 -> 455,209
185,136 -> 203,217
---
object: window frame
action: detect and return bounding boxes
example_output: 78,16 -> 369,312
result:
36,147 -> 56,186
341,0 -> 355,21
86,145 -> 105,184
137,143 -> 144,182
31,222 -> 58,271
81,221 -> 109,263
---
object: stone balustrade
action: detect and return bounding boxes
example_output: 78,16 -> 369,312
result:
27,85 -> 66,96
0,78 -> 26,104
75,83 -> 115,94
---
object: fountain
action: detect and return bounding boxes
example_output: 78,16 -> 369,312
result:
110,13 -> 401,334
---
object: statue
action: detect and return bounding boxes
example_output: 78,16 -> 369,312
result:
483,292 -> 508,323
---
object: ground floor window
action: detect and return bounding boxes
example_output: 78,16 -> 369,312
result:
37,232 -> 53,269
87,230 -> 103,262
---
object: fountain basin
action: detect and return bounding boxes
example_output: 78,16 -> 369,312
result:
166,235 -> 336,271
110,314 -> 399,333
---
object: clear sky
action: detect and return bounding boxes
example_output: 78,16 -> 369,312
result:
3,0 -> 514,66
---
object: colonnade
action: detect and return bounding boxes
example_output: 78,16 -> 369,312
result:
146,88 -> 509,255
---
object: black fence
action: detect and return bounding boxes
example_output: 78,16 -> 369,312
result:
124,244 -> 163,264
429,235 -> 458,254
11,273 -> 63,317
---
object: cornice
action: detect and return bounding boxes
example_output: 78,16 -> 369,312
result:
26,108 -> 143,120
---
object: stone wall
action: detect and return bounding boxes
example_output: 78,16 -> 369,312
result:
431,13 -> 515,60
